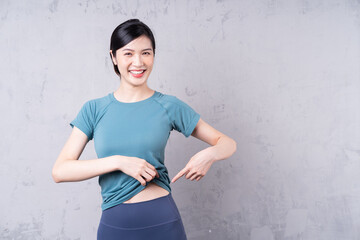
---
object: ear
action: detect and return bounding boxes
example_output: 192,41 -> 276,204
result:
109,50 -> 117,65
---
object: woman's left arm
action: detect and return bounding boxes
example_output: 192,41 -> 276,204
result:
171,118 -> 237,183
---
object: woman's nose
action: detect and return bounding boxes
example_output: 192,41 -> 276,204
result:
133,54 -> 143,66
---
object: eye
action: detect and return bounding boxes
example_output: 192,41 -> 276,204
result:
124,52 -> 132,56
143,52 -> 151,55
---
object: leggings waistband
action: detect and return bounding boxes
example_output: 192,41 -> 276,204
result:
100,192 -> 182,230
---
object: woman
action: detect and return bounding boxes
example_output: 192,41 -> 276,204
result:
52,19 -> 237,240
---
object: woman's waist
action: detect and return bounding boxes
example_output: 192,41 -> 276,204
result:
122,182 -> 169,204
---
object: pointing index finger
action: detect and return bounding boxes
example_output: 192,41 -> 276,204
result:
171,168 -> 187,183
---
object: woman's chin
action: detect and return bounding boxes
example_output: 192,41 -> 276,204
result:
129,78 -> 149,86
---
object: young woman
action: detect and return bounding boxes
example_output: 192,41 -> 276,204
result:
52,19 -> 237,240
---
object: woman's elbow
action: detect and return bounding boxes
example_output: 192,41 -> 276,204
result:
231,138 -> 237,155
52,166 -> 63,183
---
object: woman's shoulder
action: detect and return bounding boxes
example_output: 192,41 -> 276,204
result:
79,93 -> 113,116
155,91 -> 183,105
87,92 -> 113,105
154,91 -> 198,115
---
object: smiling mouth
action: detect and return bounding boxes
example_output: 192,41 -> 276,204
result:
129,70 -> 146,74
129,69 -> 146,77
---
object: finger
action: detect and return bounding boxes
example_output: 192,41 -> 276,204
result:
171,172 -> 183,183
142,171 -> 152,181
146,163 -> 159,178
154,169 -> 160,178
196,176 -> 201,181
190,174 -> 198,181
186,171 -> 197,179
171,168 -> 188,183
145,162 -> 155,173
137,176 -> 146,186
144,168 -> 157,179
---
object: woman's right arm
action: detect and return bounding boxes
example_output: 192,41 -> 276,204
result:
52,126 -> 159,184
52,126 -> 122,183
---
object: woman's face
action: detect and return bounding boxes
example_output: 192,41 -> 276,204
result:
110,35 -> 154,86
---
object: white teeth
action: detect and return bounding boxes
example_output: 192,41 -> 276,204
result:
130,70 -> 145,74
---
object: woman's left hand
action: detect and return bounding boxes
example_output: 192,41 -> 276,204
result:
171,149 -> 215,183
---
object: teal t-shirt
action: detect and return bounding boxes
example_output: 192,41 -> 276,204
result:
69,90 -> 200,210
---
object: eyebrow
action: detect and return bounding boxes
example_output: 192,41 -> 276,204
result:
122,48 -> 153,52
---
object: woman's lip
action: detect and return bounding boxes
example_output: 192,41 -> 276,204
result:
130,70 -> 146,78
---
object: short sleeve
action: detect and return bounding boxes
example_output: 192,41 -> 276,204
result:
69,100 -> 95,140
168,96 -> 200,138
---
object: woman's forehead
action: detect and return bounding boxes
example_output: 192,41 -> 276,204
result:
122,35 -> 152,50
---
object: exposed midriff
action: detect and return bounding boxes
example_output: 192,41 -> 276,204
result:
122,182 -> 170,204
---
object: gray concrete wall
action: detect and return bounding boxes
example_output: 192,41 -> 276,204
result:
1,0 -> 359,239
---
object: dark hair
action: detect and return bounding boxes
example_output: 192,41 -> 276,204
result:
109,19 -> 156,77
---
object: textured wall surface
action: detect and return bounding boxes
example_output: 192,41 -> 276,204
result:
1,0 -> 359,239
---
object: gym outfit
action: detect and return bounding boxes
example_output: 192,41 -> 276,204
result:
69,90 -> 200,239
97,193 -> 187,240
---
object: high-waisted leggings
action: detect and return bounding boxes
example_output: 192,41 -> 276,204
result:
97,192 -> 187,240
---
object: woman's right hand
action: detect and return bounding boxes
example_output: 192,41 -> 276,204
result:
115,156 -> 159,186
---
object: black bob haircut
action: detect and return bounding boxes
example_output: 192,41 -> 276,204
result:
109,19 -> 156,77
